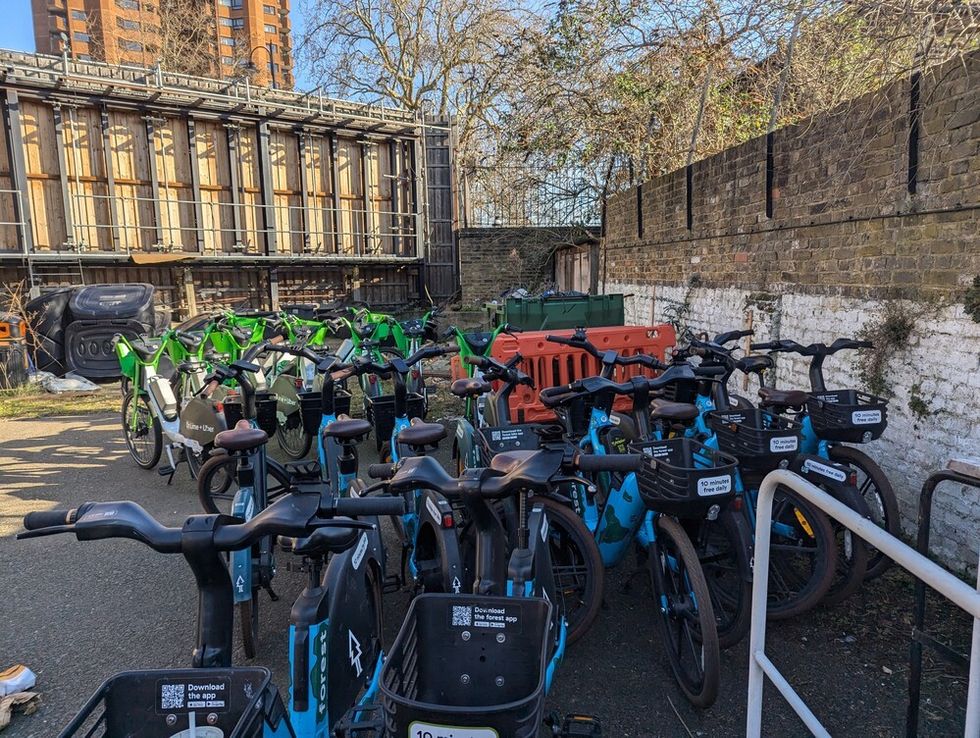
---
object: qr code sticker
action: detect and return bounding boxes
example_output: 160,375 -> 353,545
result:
160,684 -> 185,710
451,605 -> 472,627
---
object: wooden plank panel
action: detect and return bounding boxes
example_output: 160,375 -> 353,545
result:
108,109 -> 156,251
270,128 -> 303,254
64,107 -> 113,251
238,125 -> 264,254
21,100 -> 66,250
336,137 -> 362,255
0,101 -> 19,250
305,134 -> 330,252
155,117 -> 197,252
195,120 -> 235,255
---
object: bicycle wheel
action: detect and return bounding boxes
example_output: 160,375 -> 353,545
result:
238,589 -> 259,659
820,486 -> 870,607
693,507 -> 753,649
186,446 -> 233,497
121,391 -> 162,470
196,453 -> 292,516
277,411 -> 312,460
828,445 -> 899,579
764,486 -> 837,620
649,515 -> 720,708
534,496 -> 605,645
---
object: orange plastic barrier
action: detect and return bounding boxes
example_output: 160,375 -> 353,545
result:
451,325 -> 677,423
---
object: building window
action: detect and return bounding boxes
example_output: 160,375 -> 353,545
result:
117,18 -> 140,30
266,43 -> 277,53
221,56 -> 234,64
264,24 -> 277,33
232,18 -> 244,28
119,40 -> 143,51
77,54 -> 92,61
220,37 -> 236,47
116,0 -> 139,9
219,0 -> 243,7
71,10 -> 87,20
264,4 -> 276,13
219,17 -> 233,26
75,32 -> 91,42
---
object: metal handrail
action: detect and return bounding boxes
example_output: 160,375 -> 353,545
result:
746,469 -> 980,737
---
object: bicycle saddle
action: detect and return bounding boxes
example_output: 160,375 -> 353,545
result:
130,338 -> 161,361
460,332 -> 493,353
215,420 -> 268,451
397,419 -> 447,448
279,524 -> 360,557
736,355 -> 773,375
451,377 -> 492,398
757,387 -> 809,408
489,450 -> 535,475
323,416 -> 372,441
650,398 -> 699,422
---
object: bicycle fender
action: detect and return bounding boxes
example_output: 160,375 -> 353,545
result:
231,489 -> 256,604
322,525 -> 385,730
454,417 -> 479,469
415,490 -> 467,594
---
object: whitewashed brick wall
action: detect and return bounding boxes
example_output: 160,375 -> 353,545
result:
609,281 -> 980,575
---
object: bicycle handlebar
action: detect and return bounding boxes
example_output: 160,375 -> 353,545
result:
750,337 -> 873,356
576,453 -> 642,473
463,353 -> 533,387
20,493 -> 406,552
714,329 -> 754,345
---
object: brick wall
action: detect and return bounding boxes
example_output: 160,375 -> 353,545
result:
602,52 -> 980,572
458,227 -> 597,306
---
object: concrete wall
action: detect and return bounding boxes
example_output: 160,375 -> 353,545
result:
602,52 -> 980,572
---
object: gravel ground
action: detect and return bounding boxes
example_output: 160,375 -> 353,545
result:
0,409 -> 971,737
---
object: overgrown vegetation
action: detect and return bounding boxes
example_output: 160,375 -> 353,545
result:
964,275 -> 980,324
856,300 -> 936,398
907,381 -> 938,421
298,0 -> 979,216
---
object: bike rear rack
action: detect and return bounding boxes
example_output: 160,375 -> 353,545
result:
745,467 -> 980,738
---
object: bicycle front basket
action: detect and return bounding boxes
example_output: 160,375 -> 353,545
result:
806,389 -> 888,443
60,667 -> 288,738
706,408 -> 803,475
630,438 -> 738,517
380,594 -> 551,738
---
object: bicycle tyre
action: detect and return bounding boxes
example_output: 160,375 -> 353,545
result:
649,515 -> 720,708
238,591 -> 259,659
820,486 -> 871,607
121,391 -> 162,470
533,496 -> 605,645
196,453 -> 292,516
694,508 -> 753,649
764,486 -> 837,620
828,445 -> 899,579
277,411 -> 312,460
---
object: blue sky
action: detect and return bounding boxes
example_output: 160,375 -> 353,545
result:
0,0 -> 314,89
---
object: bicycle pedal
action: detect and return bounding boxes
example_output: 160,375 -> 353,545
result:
265,585 -> 280,602
382,574 -> 402,594
157,465 -> 175,477
558,714 -> 602,737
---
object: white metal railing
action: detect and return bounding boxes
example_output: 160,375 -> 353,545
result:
58,191 -> 420,259
747,469 -> 980,737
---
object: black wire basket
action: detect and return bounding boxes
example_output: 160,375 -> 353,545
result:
806,389 -> 888,443
380,594 -> 552,738
630,438 -> 738,517
706,408 -> 803,474
297,388 -> 353,436
365,392 -> 426,450
220,392 -> 277,438
60,667 -> 288,738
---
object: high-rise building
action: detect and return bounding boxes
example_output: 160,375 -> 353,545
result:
32,0 -> 293,89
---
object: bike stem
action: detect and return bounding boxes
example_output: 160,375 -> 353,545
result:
181,516 -> 235,668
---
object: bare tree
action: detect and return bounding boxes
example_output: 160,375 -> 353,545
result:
298,0 -> 543,148
87,0 -> 222,77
